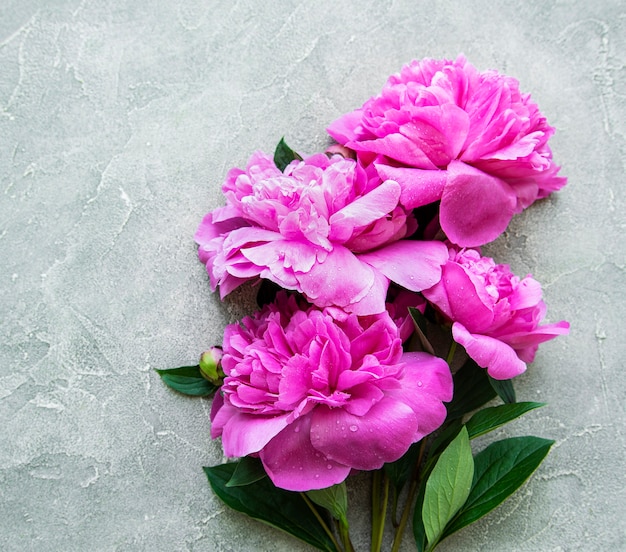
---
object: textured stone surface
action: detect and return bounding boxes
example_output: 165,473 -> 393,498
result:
1,1 -> 625,550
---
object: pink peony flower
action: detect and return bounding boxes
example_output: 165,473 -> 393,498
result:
210,292 -> 453,491
422,247 -> 569,379
328,55 -> 567,247
195,150 -> 448,315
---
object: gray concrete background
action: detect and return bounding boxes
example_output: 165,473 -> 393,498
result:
1,1 -> 625,550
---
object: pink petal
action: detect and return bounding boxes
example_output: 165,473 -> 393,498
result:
219,275 -> 253,297
376,165 -> 447,210
422,261 -> 495,332
211,204 -> 245,224
508,277 -> 543,310
219,410 -> 291,458
221,226 -> 283,253
349,134 -> 439,169
341,382 -> 385,416
452,322 -> 526,380
329,179 -> 401,242
194,213 -> 221,245
500,320 -> 570,350
510,177 -> 540,210
358,240 -> 448,292
296,245 -> 378,310
400,352 -> 454,403
241,239 -> 318,274
259,415 -> 351,491
489,131 -> 544,161
440,161 -> 517,247
398,103 -> 470,165
327,109 -> 367,144
209,391 -> 226,438
388,352 -> 453,440
344,268 -> 390,316
514,345 -> 540,364
310,398 -> 419,470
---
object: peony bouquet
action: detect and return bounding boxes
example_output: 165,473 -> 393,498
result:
158,55 -> 569,552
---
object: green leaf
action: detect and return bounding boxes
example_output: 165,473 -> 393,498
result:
445,358 -> 497,421
442,436 -> 553,539
156,365 -> 218,397
422,427 -> 474,549
306,483 -> 348,524
489,376 -> 516,403
274,137 -> 303,172
384,440 -> 422,493
226,456 -> 267,487
204,464 -> 339,552
407,307 -> 435,355
466,402 -> 545,440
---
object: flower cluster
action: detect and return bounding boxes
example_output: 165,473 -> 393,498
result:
196,151 -> 447,315
211,292 -> 452,491
196,56 -> 569,488
328,55 -> 566,247
422,246 -> 570,379
160,55 -> 570,552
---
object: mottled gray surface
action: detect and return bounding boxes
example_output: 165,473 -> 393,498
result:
1,1 -> 625,551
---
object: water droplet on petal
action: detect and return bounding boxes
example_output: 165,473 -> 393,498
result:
294,426 -> 300,432
327,464 -> 333,470
417,381 -> 423,387
349,425 -> 358,432
315,474 -> 320,479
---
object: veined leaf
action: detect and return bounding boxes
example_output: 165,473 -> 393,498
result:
422,427 -> 474,549
306,483 -> 348,524
226,456 -> 267,487
274,137 -> 303,172
445,358 -> 497,420
489,376 -> 516,403
466,402 -> 545,440
155,365 -> 218,397
204,464 -> 339,552
442,436 -> 553,539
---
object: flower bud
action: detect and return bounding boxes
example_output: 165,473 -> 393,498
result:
199,347 -> 224,385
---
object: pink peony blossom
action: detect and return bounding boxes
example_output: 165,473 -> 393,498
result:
328,55 -> 567,247
210,292 -> 453,491
195,151 -> 448,315
422,247 -> 569,379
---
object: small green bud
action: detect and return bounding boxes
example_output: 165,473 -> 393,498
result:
199,347 -> 224,385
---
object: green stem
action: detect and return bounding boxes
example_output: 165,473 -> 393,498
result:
446,339 -> 458,366
337,518 -> 356,552
390,440 -> 427,552
370,470 -> 389,552
300,492 -> 344,552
